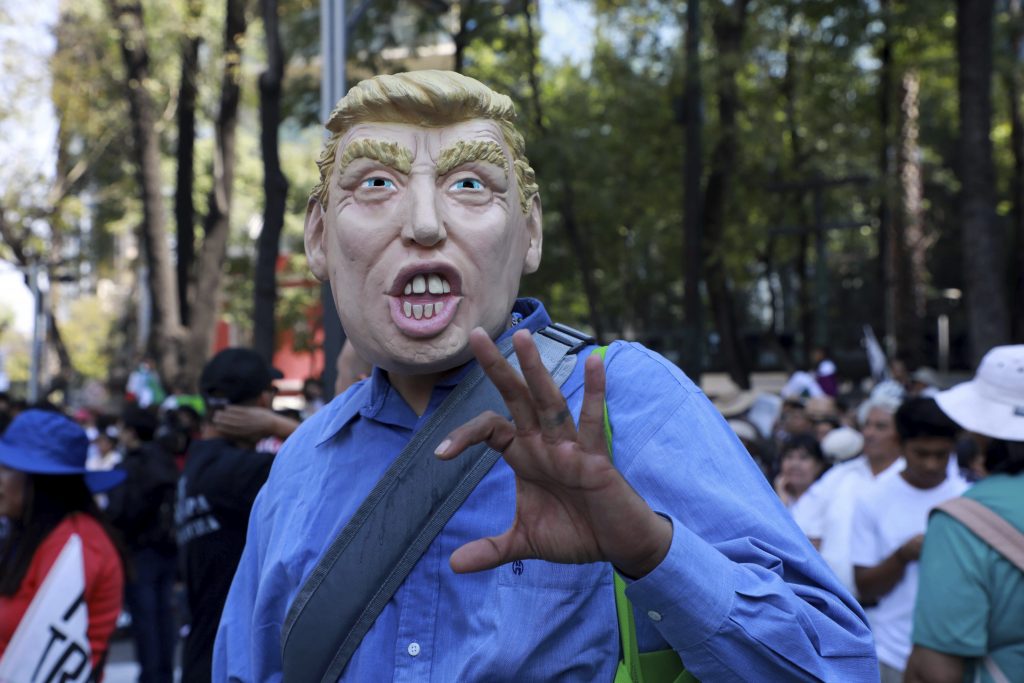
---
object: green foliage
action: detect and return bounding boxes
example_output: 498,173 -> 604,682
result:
61,295 -> 117,380
0,304 -> 30,386
464,0 -> 1019,366
4,0 -> 1021,382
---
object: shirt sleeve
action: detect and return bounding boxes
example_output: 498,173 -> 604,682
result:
604,343 -> 877,681
911,511 -> 989,656
78,517 -> 124,670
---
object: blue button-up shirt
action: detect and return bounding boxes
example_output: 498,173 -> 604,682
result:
214,299 -> 877,681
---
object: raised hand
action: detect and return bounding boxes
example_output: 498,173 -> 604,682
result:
212,406 -> 298,442
435,328 -> 672,579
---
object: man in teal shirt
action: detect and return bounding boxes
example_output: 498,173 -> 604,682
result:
906,345 -> 1024,683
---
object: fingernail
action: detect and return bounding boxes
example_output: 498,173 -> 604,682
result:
435,439 -> 451,456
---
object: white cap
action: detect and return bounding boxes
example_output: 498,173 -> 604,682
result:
820,426 -> 864,463
727,419 -> 760,443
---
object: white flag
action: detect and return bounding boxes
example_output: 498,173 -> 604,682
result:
862,324 -> 890,384
0,533 -> 92,683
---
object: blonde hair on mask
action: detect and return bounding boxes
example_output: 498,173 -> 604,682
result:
310,70 -> 539,214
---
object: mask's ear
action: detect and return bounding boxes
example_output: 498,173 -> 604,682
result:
522,194 -> 543,274
304,198 -> 329,282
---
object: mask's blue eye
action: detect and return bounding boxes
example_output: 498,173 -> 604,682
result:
362,177 -> 395,189
450,178 -> 484,191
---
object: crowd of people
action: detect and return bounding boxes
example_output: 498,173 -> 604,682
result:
1,341 -> 1019,681
0,66 -> 1021,682
717,344 -> 1024,683
0,348 -> 324,681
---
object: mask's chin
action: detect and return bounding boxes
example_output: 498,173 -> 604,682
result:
343,299 -> 516,377
350,320 -> 473,378
384,349 -> 475,378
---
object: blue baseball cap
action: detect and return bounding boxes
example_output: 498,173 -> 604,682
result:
0,409 -> 127,493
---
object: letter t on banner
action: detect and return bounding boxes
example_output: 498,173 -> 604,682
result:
0,534 -> 92,682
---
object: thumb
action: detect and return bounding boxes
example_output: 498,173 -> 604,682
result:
449,529 -> 520,574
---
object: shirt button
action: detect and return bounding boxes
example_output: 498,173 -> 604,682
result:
647,610 -> 663,622
407,642 -> 421,657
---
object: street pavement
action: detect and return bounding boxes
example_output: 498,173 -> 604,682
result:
104,635 -> 181,683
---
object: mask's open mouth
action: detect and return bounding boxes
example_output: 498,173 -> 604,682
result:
388,265 -> 462,335
397,272 -> 454,319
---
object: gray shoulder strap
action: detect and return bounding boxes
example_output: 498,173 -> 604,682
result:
934,497 -> 1024,573
280,324 -> 592,682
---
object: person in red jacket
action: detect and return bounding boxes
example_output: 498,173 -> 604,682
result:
0,408 -> 127,677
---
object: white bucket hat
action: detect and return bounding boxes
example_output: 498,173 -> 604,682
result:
935,345 -> 1024,442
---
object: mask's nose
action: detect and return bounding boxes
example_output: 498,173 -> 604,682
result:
403,174 -> 446,247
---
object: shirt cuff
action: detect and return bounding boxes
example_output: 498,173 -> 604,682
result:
621,513 -> 736,650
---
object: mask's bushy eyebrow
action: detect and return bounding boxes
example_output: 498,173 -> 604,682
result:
436,140 -> 509,177
339,139 -> 413,174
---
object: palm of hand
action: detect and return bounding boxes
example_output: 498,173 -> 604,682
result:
438,329 -> 671,578
502,432 -> 623,566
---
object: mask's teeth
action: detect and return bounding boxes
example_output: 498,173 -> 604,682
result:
433,302 -> 443,315
402,272 -> 453,298
412,304 -> 424,319
403,301 -> 412,318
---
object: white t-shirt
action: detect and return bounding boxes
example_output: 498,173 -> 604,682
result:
791,455 -> 904,595
850,472 -> 968,670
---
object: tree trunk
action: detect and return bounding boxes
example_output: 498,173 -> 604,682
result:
180,0 -> 248,389
680,0 -> 703,380
957,0 -> 1010,364
877,0 -> 897,354
108,0 -> 183,385
1006,0 -> 1024,341
761,238 -> 796,373
253,0 -> 289,363
175,0 -> 203,328
780,12 -> 813,363
453,0 -> 475,73
894,70 -> 927,365
45,306 -> 75,392
703,0 -> 751,389
0,208 -> 78,393
45,144 -> 79,388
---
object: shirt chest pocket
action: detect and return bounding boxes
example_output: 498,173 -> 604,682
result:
496,558 -> 612,591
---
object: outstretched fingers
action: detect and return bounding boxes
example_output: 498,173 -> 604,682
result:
512,330 -> 578,443
468,328 -> 540,433
434,410 -> 516,460
576,352 -> 609,455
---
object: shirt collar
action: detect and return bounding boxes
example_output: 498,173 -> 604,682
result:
314,297 -> 551,446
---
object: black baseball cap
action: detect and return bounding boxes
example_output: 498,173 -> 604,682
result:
200,348 -> 283,405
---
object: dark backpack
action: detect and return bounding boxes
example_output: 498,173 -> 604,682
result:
108,443 -> 179,553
